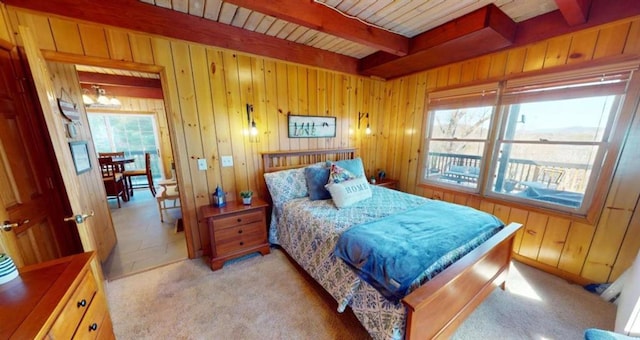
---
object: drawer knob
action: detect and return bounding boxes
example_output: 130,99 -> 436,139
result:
240,241 -> 244,246
237,218 -> 242,222
77,299 -> 87,308
238,229 -> 243,234
89,323 -> 98,332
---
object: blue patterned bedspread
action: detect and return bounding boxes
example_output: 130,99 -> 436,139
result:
334,200 -> 504,301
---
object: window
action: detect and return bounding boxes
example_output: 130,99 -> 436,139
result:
88,112 -> 163,183
422,83 -> 498,191
420,62 -> 638,216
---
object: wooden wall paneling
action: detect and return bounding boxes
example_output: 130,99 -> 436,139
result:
479,200 -> 495,214
262,60 -> 280,151
537,216 -> 571,267
436,67 -> 449,88
446,62 -> 462,86
432,189 -> 444,201
150,36 -> 199,254
543,35 -> 571,69
453,194 -> 468,206
152,99 -> 174,180
460,59 -> 477,84
623,19 -> 640,55
474,55 -> 491,81
48,17 -> 83,55
397,74 -> 418,191
566,29 -> 599,64
190,44 -> 218,195
354,77 -> 367,166
518,212 -> 549,260
376,80 -> 394,176
78,24 -> 109,59
296,65 -> 309,151
385,78 -> 402,178
323,71 -> 335,149
206,48 -> 234,203
286,64 -> 300,150
592,22 -> 631,60
249,57 -> 269,197
275,62 -> 291,151
443,192 -> 455,203
558,222 -> 595,275
610,197 -> 640,281
128,33 -> 155,65
404,72 -> 427,195
371,79 -> 385,175
236,54 -> 257,193
504,47 -> 527,75
488,52 -> 508,79
466,196 -> 482,210
105,29 -> 133,62
307,68 -> 319,151
316,69 -> 329,149
336,74 -> 350,148
522,40 -> 548,72
10,10 -> 55,50
507,208 -> 529,253
492,204 -> 511,223
221,51 -> 247,199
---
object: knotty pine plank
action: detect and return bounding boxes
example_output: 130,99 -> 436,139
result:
398,74 -> 419,191
623,19 -> 640,55
558,222 -> 595,275
492,204 -> 511,223
78,24 -> 109,58
249,57 -> 269,196
129,33 -> 155,65
609,197 -> 640,281
593,22 -> 631,59
537,216 -> 571,268
346,73 -> 358,152
262,60 -> 279,151
206,48 -> 235,198
479,200 -> 495,214
237,54 -> 258,193
11,10 -> 56,51
504,46 -> 527,75
275,62 -> 290,151
436,67 -> 449,88
474,55 -> 491,81
488,52 -> 508,79
404,72 -> 427,195
522,40 -> 547,72
385,78 -> 402,178
567,29 -> 599,64
0,5 -> 12,43
190,44 -> 219,195
520,212 -> 549,260
106,29 -> 133,62
446,62 -> 462,87
543,35 -> 571,69
48,17 -> 83,55
307,68 -> 319,150
508,208 -> 529,253
286,64 -> 300,150
296,65 -> 309,151
460,59 -> 477,84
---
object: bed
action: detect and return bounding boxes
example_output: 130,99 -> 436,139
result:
262,148 -> 523,340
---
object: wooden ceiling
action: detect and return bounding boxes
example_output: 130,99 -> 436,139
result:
6,0 -> 640,79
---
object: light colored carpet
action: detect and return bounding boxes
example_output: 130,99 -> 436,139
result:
106,248 -> 616,339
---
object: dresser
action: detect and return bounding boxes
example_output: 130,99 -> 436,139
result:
201,198 -> 271,270
0,251 -> 114,339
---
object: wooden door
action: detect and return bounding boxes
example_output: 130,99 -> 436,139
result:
0,43 -> 81,267
15,25 -> 115,283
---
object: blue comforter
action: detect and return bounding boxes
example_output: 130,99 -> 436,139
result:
334,199 -> 503,301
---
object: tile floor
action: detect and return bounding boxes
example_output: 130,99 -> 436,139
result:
102,189 -> 187,280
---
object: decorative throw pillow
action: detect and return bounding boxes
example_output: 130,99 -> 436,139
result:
264,167 -> 308,208
325,176 -> 372,209
304,166 -> 331,200
327,164 -> 355,184
334,158 -> 365,178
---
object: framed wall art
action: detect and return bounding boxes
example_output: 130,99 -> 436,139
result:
287,115 -> 336,138
69,141 -> 91,174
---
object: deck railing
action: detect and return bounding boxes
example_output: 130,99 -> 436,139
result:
426,152 -> 591,193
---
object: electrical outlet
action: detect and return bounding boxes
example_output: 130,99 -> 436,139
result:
221,155 -> 233,167
197,158 -> 207,170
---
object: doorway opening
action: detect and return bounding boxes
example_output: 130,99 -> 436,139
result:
76,64 -> 187,280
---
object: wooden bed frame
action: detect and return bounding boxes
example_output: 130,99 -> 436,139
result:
262,148 -> 523,339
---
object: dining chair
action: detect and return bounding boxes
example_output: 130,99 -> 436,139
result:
98,152 -> 126,172
99,157 -> 126,208
123,152 -> 156,197
155,179 -> 180,222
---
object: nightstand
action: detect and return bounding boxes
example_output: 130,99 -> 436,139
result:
375,178 -> 399,189
200,197 -> 270,271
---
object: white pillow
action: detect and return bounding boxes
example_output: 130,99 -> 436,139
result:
325,176 -> 372,209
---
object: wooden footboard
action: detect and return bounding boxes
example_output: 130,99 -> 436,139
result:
402,222 -> 522,339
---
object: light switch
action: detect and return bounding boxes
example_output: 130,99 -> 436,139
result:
221,155 -> 233,167
197,158 -> 207,170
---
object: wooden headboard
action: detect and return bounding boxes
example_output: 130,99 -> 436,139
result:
262,148 -> 356,173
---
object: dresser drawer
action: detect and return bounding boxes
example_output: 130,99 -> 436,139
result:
74,291 -> 108,340
48,270 -> 98,338
214,221 -> 266,255
213,210 -> 264,231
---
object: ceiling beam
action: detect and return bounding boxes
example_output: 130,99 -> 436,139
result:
223,0 -> 409,57
4,0 -> 360,75
554,0 -> 592,26
77,72 -> 161,89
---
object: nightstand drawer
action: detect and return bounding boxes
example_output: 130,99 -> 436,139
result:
75,292 -> 108,340
213,210 -> 264,230
49,270 -> 98,338
214,221 -> 266,255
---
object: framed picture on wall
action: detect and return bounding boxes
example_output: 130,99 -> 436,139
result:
69,141 -> 91,174
287,115 -> 336,138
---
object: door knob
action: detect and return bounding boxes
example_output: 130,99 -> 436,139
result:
1,219 -> 29,231
64,211 -> 95,224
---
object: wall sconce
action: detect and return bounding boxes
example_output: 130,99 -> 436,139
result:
83,85 -> 121,108
246,103 -> 259,142
358,112 -> 371,135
